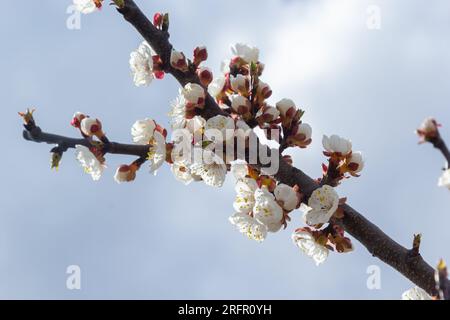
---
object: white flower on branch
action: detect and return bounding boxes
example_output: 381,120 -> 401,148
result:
229,94 -> 251,116
204,115 -> 235,143
346,151 -> 365,175
230,74 -> 250,95
129,41 -> 155,87
276,98 -> 296,118
322,134 -> 352,156
147,131 -> 166,174
231,43 -> 260,64
302,185 -> 339,226
231,160 -> 249,180
75,145 -> 105,181
169,92 -> 188,130
401,287 -> 432,300
170,50 -> 188,71
233,178 -> 258,214
190,149 -> 227,187
73,0 -> 99,14
80,117 -> 103,138
229,212 -> 267,243
131,118 -> 156,145
253,187 -> 284,233
182,83 -> 206,110
274,184 -> 299,212
292,228 -> 329,266
438,169 -> 450,190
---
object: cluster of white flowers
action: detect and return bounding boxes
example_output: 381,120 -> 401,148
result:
229,161 -> 299,242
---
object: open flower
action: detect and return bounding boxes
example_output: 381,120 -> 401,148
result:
302,185 -> 339,226
322,134 -> 352,157
292,228 -> 329,266
231,43 -> 260,64
169,92 -> 189,130
274,184 -> 299,211
416,117 -> 439,143
402,287 -> 432,300
229,212 -> 267,242
182,83 -> 205,110
75,145 -> 105,181
147,131 -> 167,174
438,169 -> 450,189
204,115 -> 235,143
233,178 -> 258,214
190,149 -> 227,187
253,187 -> 284,233
231,160 -> 249,180
73,0 -> 100,14
129,41 -> 155,87
131,118 -> 156,145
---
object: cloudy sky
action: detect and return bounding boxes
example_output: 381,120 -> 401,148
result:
1,0 -> 450,299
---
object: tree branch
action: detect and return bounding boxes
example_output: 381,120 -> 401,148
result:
429,133 -> 450,169
20,0 -> 448,297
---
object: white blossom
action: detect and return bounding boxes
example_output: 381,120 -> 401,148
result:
208,76 -> 226,99
322,134 -> 352,156
73,0 -> 97,14
233,178 -> 258,214
292,229 -> 329,266
170,50 -> 187,70
276,98 -> 296,117
75,145 -> 104,181
347,151 -> 365,174
438,169 -> 450,189
230,74 -> 249,93
253,187 -> 284,233
131,119 -> 156,145
294,123 -> 312,141
169,91 -> 189,129
182,83 -> 205,108
231,160 -> 248,180
231,43 -> 260,64
204,115 -> 236,143
190,149 -> 227,187
402,287 -> 432,300
80,117 -> 102,137
148,131 -> 166,174
274,184 -> 299,211
229,212 -> 267,242
171,162 -> 194,185
229,94 -> 251,114
302,185 -> 339,226
129,41 -> 154,87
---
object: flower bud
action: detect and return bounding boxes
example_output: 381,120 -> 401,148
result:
170,50 -> 188,71
256,105 -> 280,124
197,67 -> 213,87
230,74 -> 250,95
182,83 -> 206,110
193,46 -> 208,66
80,117 -> 103,137
287,123 -> 312,148
276,98 -> 297,128
257,80 -> 272,100
344,151 -> 364,175
229,94 -> 251,115
71,112 -> 86,128
153,12 -> 163,28
208,76 -> 227,100
114,164 -> 138,183
416,117 -> 440,143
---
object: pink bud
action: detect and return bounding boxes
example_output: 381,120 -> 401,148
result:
193,46 -> 208,66
197,67 -> 213,86
153,13 -> 163,28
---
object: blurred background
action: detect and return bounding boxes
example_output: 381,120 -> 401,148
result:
1,0 -> 449,299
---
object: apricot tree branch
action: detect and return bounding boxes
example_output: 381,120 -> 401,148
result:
430,133 -> 450,169
113,0 -> 447,295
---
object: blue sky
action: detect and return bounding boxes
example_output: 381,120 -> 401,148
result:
1,0 -> 450,299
